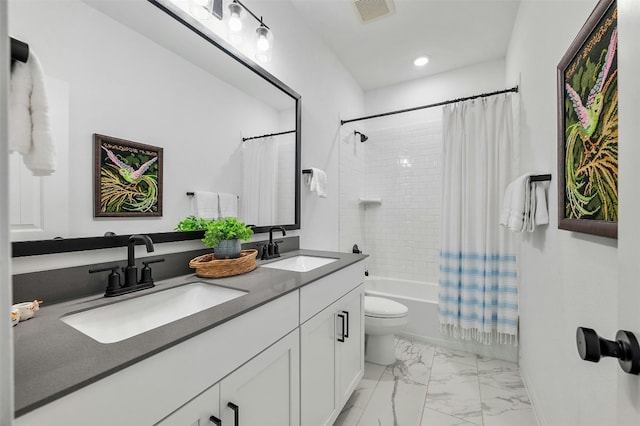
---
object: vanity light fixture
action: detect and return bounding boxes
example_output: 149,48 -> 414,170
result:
227,0 -> 274,63
414,56 -> 429,67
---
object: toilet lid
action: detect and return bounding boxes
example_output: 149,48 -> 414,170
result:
364,296 -> 408,318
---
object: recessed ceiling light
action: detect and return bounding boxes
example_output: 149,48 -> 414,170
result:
414,56 -> 429,67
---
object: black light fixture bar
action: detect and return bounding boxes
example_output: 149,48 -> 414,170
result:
232,0 -> 269,29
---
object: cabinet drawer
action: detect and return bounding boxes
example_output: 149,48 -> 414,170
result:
300,262 -> 364,324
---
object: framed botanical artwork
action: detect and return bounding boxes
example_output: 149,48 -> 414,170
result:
557,0 -> 617,239
94,134 -> 163,217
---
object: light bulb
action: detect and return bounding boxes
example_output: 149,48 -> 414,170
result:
229,15 -> 242,32
257,34 -> 270,51
255,25 -> 273,62
228,2 -> 243,33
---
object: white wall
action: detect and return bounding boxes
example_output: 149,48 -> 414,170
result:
616,0 -> 640,424
258,1 -> 365,251
506,1 -> 618,424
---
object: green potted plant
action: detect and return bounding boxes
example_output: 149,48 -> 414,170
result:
175,216 -> 253,259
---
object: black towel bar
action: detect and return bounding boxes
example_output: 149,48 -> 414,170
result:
530,174 -> 552,182
187,192 -> 239,199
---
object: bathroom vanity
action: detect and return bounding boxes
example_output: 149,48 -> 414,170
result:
13,250 -> 366,426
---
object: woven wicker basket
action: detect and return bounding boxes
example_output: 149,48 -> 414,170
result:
189,249 -> 258,278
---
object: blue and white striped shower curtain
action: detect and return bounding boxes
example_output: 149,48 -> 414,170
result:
438,94 -> 519,344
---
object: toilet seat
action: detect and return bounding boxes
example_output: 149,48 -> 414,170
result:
364,296 -> 408,319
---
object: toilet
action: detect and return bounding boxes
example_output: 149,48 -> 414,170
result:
364,296 -> 409,365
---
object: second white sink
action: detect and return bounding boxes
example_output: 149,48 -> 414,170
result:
61,282 -> 247,344
261,255 -> 338,272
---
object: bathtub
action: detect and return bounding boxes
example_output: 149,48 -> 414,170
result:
365,276 -> 519,362
364,276 -> 440,342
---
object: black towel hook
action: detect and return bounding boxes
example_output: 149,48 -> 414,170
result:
10,37 -> 29,63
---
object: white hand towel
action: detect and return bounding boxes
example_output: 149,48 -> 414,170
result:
218,193 -> 238,218
502,174 -> 531,232
534,183 -> 549,225
525,181 -> 536,232
9,52 -> 56,176
193,191 -> 218,219
308,167 -> 327,198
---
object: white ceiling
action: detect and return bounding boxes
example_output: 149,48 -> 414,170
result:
289,0 -> 521,91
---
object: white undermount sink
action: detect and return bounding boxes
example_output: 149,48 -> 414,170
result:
61,282 -> 247,344
261,255 -> 338,272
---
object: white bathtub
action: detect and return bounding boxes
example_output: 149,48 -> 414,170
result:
365,276 -> 519,362
365,276 -> 440,342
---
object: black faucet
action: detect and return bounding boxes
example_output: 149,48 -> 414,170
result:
124,234 -> 154,287
89,234 -> 164,297
263,226 -> 286,260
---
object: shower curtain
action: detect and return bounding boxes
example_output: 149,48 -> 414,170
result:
241,136 -> 278,226
438,94 -> 519,344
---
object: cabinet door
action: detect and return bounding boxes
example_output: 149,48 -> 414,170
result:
220,330 -> 299,426
155,383 -> 220,426
300,303 -> 338,426
336,285 -> 365,406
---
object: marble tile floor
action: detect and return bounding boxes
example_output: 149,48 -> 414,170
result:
334,338 -> 537,426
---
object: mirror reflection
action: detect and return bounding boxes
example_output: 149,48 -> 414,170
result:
8,0 -> 299,244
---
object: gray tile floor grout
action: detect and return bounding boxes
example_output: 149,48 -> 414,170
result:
334,337 -> 538,426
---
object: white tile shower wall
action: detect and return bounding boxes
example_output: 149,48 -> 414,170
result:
339,127 -> 366,256
364,121 -> 442,283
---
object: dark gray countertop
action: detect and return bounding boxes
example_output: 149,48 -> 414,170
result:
13,249 -> 366,417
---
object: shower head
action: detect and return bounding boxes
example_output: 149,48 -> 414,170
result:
354,130 -> 368,143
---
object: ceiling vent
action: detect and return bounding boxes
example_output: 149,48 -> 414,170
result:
352,0 -> 396,24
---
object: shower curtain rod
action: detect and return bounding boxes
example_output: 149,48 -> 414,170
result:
340,86 -> 519,125
242,129 -> 295,142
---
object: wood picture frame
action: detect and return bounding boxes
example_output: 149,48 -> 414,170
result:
557,0 -> 617,239
94,134 -> 163,217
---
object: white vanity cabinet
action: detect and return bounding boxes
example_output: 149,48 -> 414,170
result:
157,330 -> 299,426
219,330 -> 299,426
14,258 -> 366,426
15,291 -> 299,426
336,287 -> 364,406
300,262 -> 365,426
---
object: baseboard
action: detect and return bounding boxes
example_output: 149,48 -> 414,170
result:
397,331 -> 518,363
519,362 -> 544,426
